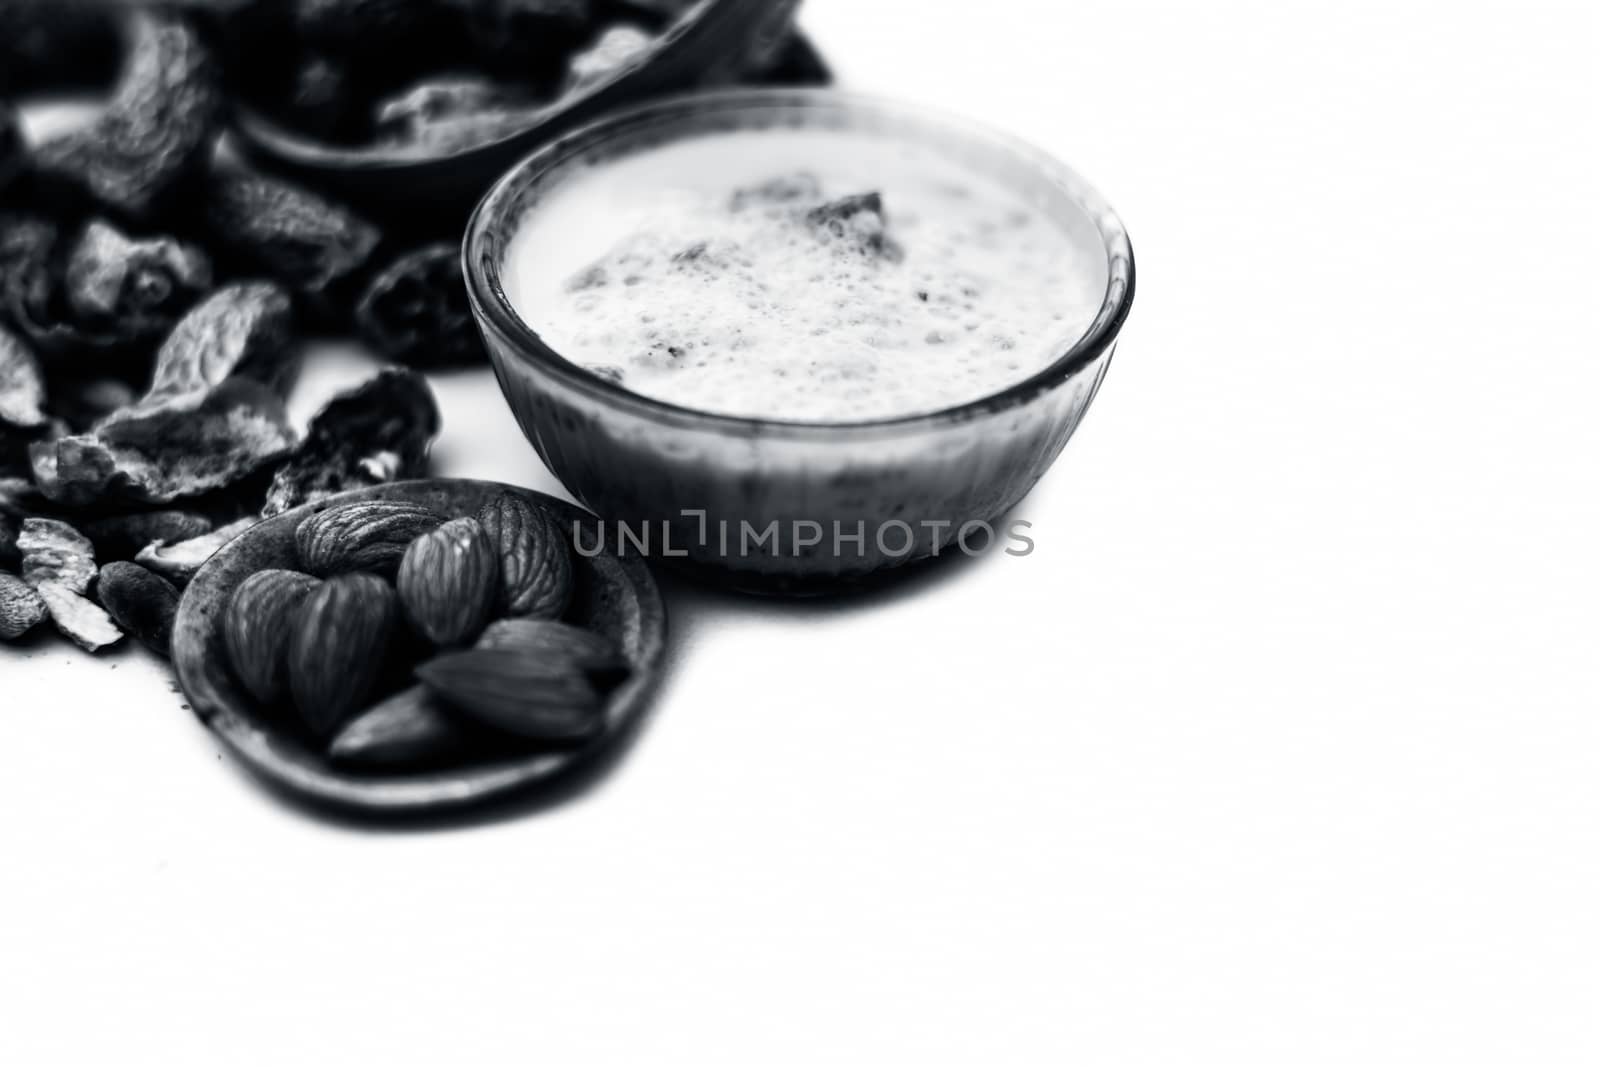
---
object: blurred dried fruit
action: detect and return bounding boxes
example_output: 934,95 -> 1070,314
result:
417,648 -> 602,742
563,24 -> 654,94
95,561 -> 179,655
0,0 -> 119,96
31,10 -> 221,222
224,567 -> 320,703
396,517 -> 498,646
36,582 -> 123,652
0,102 -> 22,196
82,510 -> 212,563
262,368 -> 440,516
373,77 -> 542,155
355,245 -> 482,367
0,571 -> 47,639
30,379 -> 296,506
288,572 -> 397,736
28,284 -> 300,507
476,617 -> 626,676
133,283 -> 297,410
63,220 -> 213,347
1,214 -> 125,361
476,493 -> 573,618
296,500 -> 444,576
328,683 -> 472,766
135,517 -> 257,586
18,517 -> 96,594
203,169 -> 383,321
0,326 -> 47,430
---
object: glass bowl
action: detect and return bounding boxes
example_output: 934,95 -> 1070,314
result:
464,88 -> 1135,592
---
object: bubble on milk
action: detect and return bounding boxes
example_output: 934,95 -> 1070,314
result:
505,128 -> 1106,422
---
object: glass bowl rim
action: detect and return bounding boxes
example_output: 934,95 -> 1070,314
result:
463,86 -> 1136,438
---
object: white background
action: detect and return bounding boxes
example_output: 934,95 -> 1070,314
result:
3,1 -> 1598,1064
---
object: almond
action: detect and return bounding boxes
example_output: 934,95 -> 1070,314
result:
416,648 -> 603,742
288,572 -> 397,737
225,568 -> 321,704
475,492 -> 572,618
476,617 -> 627,678
328,684 -> 473,767
396,517 -> 498,646
295,500 -> 443,577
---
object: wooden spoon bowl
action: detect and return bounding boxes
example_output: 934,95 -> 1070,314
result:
171,479 -> 666,817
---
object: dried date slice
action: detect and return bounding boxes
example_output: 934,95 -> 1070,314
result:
82,510 -> 212,562
62,220 -> 213,349
562,24 -> 655,94
372,77 -> 543,156
0,326 -> 48,430
95,561 -> 179,655
203,169 -> 383,323
261,368 -> 440,517
136,516 -> 257,587
132,283 -> 297,412
30,379 -> 297,507
31,10 -> 221,223
18,517 -> 97,595
355,244 -> 484,367
36,582 -> 123,652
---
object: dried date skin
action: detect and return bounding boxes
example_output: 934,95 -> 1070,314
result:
136,516 -> 257,587
0,326 -> 48,430
63,220 -> 213,347
203,169 -> 383,322
95,561 -> 179,656
262,368 -> 440,517
31,11 -> 222,223
132,283 -> 298,412
563,23 -> 655,94
18,517 -> 97,595
82,510 -> 213,563
27,284 -> 297,506
30,378 -> 297,506
355,245 -> 484,367
36,581 -> 123,652
372,78 -> 543,156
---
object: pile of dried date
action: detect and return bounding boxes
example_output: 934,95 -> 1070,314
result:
222,492 -> 626,767
0,5 -> 465,655
1,1 -> 820,661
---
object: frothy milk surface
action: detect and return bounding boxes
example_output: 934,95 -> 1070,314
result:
503,127 -> 1105,422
